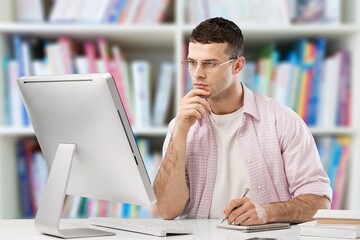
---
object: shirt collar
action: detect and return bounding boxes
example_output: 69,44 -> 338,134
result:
242,83 -> 260,121
197,83 -> 260,127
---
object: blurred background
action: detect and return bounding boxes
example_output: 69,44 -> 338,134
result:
0,0 -> 359,219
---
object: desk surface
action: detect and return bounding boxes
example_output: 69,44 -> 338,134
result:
0,219 -> 301,240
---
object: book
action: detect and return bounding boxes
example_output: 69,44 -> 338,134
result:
307,38 -> 326,126
317,54 -> 340,127
314,210 -> 360,225
299,220 -> 360,239
8,60 -> 23,127
293,0 -> 341,24
59,36 -> 75,74
331,137 -> 351,209
30,151 -> 48,211
105,0 -> 127,23
112,45 -> 133,124
336,50 -> 351,126
16,139 -> 34,217
74,56 -> 88,74
48,0 -> 68,23
300,236 -> 357,240
273,62 -> 292,106
12,35 -> 31,126
153,62 -> 174,127
217,222 -> 290,233
15,0 -> 49,22
324,0 -> 341,24
2,56 -> 11,126
294,0 -> 326,23
131,61 -> 151,128
84,41 -> 98,73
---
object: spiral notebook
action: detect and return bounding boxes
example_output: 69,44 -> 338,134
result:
217,222 -> 291,233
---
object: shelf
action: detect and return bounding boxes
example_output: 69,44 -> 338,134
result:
0,127 -> 35,136
0,23 -> 176,50
0,127 -> 168,137
181,24 -> 360,40
309,127 -> 357,136
1,126 -> 355,137
2,23 -> 358,44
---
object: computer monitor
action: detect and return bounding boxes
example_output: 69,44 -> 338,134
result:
17,73 -> 156,238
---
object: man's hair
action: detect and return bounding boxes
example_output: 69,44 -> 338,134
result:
189,17 -> 244,58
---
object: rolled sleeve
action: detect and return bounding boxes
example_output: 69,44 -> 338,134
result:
277,107 -> 333,201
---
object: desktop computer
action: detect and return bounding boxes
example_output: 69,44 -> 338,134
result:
17,73 -> 157,238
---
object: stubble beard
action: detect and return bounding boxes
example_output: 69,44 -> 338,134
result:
208,85 -> 232,103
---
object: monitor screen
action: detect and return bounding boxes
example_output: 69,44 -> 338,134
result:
18,73 -> 156,238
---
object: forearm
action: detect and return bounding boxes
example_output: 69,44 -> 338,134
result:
263,194 -> 330,224
153,128 -> 189,219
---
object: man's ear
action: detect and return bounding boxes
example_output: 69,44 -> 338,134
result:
233,56 -> 245,74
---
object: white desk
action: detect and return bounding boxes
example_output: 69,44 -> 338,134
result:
0,219 -> 301,240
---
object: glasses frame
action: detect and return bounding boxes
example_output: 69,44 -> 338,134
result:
182,58 -> 237,72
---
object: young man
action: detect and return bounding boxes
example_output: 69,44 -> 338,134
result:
153,17 -> 331,225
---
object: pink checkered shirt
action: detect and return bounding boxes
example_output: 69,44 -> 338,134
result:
162,84 -> 332,219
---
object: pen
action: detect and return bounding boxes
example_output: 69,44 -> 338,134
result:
221,187 -> 250,224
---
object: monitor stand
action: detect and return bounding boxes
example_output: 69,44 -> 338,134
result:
34,143 -> 115,238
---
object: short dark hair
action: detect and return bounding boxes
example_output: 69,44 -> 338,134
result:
189,17 -> 244,57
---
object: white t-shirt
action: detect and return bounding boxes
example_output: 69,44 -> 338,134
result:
209,107 -> 259,218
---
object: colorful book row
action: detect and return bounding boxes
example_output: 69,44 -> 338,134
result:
2,35 -> 175,129
16,0 -> 172,25
315,136 -> 351,209
185,0 -> 341,25
239,38 -> 350,127
15,137 -> 161,218
16,138 -> 48,218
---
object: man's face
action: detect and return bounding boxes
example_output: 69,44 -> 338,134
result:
187,42 -> 235,100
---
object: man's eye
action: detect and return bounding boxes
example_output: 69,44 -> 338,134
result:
203,62 -> 217,68
188,60 -> 197,65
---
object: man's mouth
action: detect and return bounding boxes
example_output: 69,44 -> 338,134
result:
194,83 -> 208,89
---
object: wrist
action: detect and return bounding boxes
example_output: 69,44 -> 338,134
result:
262,204 -> 275,223
172,122 -> 190,139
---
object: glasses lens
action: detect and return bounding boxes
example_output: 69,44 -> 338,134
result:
203,64 -> 218,72
182,59 -> 233,72
182,60 -> 191,70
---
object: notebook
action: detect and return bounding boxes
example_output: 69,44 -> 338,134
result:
217,222 -> 291,233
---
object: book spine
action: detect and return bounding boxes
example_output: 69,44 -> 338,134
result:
8,60 -> 23,127
132,61 -> 151,128
111,45 -> 133,124
12,35 -> 30,126
59,36 -> 74,74
153,62 -> 174,126
16,139 -> 34,217
84,41 -> 98,73
307,38 -> 326,125
2,56 -> 12,126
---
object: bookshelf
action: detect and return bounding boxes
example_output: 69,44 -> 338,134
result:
0,0 -> 359,218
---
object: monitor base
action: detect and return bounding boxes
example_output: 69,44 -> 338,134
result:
34,143 -> 115,238
45,228 -> 115,239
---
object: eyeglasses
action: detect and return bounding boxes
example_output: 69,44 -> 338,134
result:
182,58 -> 236,72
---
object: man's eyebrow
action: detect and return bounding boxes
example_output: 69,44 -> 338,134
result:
202,59 -> 219,62
186,57 -> 219,62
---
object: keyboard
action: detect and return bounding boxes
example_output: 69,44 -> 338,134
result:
88,217 -> 193,237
